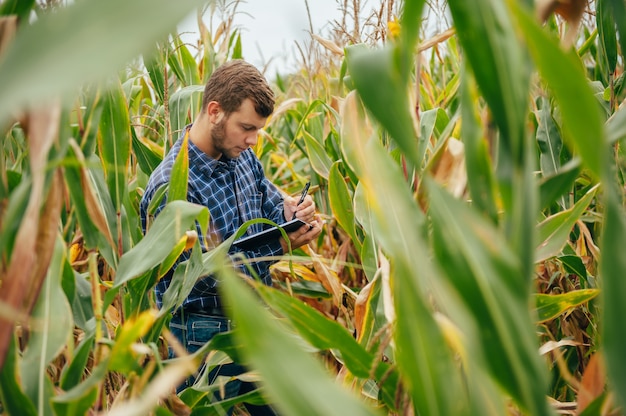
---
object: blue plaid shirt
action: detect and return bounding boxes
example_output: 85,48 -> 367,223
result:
140,126 -> 286,311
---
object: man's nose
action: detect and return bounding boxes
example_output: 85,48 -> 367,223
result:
245,131 -> 259,146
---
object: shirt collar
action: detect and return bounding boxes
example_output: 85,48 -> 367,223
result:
185,127 -> 238,176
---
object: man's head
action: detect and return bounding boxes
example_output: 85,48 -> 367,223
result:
201,59 -> 274,118
191,60 -> 275,159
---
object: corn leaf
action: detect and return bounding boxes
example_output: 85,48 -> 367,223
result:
168,129 -> 190,202
345,45 -> 421,168
109,310 -> 158,373
51,360 -> 108,416
0,334 -> 37,416
221,268 -> 382,416
114,200 -> 208,287
535,289 -> 599,323
459,67 -> 498,222
448,0 -> 529,166
303,130 -> 333,179
98,81 -> 131,212
535,184 -> 598,262
597,0 -> 618,73
0,0 -> 205,127
169,85 -> 203,137
427,180 -> 552,415
600,180 -> 626,407
341,92 -> 472,415
19,237 -> 74,414
512,1 -> 606,179
328,161 -> 360,252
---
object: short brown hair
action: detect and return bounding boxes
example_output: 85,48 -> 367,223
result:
201,59 -> 274,117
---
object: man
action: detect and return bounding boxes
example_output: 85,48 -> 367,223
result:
139,59 -> 322,414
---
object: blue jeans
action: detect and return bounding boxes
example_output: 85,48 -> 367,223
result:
169,311 -> 277,415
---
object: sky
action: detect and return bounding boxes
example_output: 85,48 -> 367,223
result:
180,0 -> 343,75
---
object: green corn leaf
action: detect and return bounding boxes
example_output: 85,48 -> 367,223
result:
144,50 -> 166,103
70,273 -> 95,334
538,160 -> 581,210
65,144 -> 117,256
157,232 -> 189,278
168,128 -> 190,202
114,200 -> 208,287
600,180 -> 626,408
78,86 -> 104,157
254,283 -> 398,409
0,179 -> 31,259
559,255 -> 588,280
418,108 -> 448,170
159,241 -> 229,314
459,67 -> 498,222
302,130 -> 333,179
171,37 -> 201,86
597,0 -> 618,73
221,268 -> 383,416
512,1 -> 606,179
166,40 -> 188,86
535,97 -> 563,177
147,184 -> 168,217
131,128 -> 162,176
607,0 -> 626,69
20,237 -> 74,415
51,360 -> 108,416
0,0 -> 35,19
0,0 -> 205,127
536,184 -> 598,262
345,45 -> 421,168
60,335 -> 95,391
169,85 -> 204,138
328,161 -> 360,252
174,37 -> 202,85
535,289 -> 599,323
427,179 -> 551,415
232,31 -> 243,59
341,92 -> 472,414
448,0 -> 529,167
98,81 -> 131,212
606,103 -> 626,145
0,334 -> 37,416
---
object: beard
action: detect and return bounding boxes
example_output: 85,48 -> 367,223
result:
210,117 -> 241,159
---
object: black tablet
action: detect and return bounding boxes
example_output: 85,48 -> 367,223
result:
231,218 -> 308,250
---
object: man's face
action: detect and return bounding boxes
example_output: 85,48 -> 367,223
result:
211,98 -> 267,159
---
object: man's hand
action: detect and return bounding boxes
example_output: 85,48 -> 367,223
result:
284,194 -> 316,223
279,214 -> 323,253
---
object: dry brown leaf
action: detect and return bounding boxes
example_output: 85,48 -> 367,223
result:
354,275 -> 375,341
417,28 -> 456,53
0,102 -> 61,369
24,169 -> 64,313
577,353 -> 606,413
311,251 -> 344,307
431,138 -> 467,198
312,34 -> 344,56
536,0 -> 588,47
0,16 -> 17,57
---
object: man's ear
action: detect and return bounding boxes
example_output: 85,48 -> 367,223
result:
207,101 -> 224,124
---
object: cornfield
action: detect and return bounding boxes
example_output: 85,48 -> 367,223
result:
1,0 -> 626,414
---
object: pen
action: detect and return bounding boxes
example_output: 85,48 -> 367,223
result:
293,181 -> 310,220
